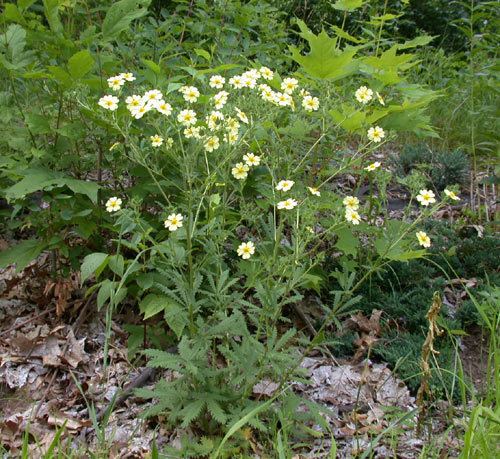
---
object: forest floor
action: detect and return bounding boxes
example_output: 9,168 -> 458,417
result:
0,253 -> 469,458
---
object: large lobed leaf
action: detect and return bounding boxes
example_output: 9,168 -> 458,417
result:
289,20 -> 359,80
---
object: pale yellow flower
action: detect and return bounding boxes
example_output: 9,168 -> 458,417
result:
207,110 -> 225,131
243,68 -> 261,80
150,134 -> 163,147
180,86 -> 200,103
355,86 -> 373,104
155,100 -> 172,116
274,92 -> 292,107
242,75 -> 257,89
143,90 -> 163,105
164,213 -> 184,232
177,109 -> 197,126
444,189 -> 460,201
416,231 -> 431,248
376,91 -> 385,106
184,126 -> 202,139
307,187 -> 320,197
277,198 -> 298,210
105,197 -> 122,212
98,95 -> 119,111
302,95 -> 319,112
276,180 -> 294,192
243,153 -> 261,167
209,75 -> 225,89
213,90 -> 229,109
259,67 -> 274,80
225,117 -> 240,132
130,104 -> 149,119
364,161 -> 381,171
119,72 -> 136,82
416,189 -> 436,206
237,241 -> 255,259
281,77 -> 298,94
229,75 -> 244,89
225,131 -> 239,144
367,126 -> 385,143
125,95 -> 142,110
345,208 -> 361,225
232,162 -> 249,180
235,107 -> 249,124
204,136 -> 220,152
261,88 -> 275,102
107,75 -> 125,91
343,196 -> 359,210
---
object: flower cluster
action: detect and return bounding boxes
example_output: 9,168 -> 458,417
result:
275,180 -> 298,210
98,68 -> 456,265
343,196 -> 361,225
232,151 -> 261,180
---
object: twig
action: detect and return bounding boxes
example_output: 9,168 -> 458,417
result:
95,367 -> 156,421
93,344 -> 177,422
292,303 -> 340,365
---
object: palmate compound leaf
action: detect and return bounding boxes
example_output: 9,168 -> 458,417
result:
289,20 -> 359,80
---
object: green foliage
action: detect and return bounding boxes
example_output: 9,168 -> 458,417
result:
394,144 -> 469,190
289,20 -> 359,80
101,0 -> 152,42
0,0 -> 497,454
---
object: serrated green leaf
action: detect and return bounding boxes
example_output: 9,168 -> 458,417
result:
43,0 -> 63,35
108,254 -> 124,277
81,252 -> 108,283
180,399 -> 205,428
68,50 -> 94,79
332,0 -> 365,11
329,105 -> 366,132
102,0 -> 151,41
289,20 -> 358,80
48,65 -> 72,86
97,279 -> 113,309
18,0 -> 37,12
3,4 -> 26,25
4,168 -> 100,203
0,239 -> 46,272
164,301 -> 188,339
387,249 -> 427,261
140,294 -> 170,320
397,35 -> 436,50
194,48 -> 211,61
142,58 -> 161,74
334,227 -> 359,256
331,25 -> 365,44
25,114 -> 51,134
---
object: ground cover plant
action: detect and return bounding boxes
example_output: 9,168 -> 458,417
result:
0,0 -> 498,457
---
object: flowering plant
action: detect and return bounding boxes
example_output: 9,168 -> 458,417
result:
76,61 -> 462,435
